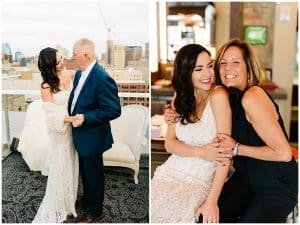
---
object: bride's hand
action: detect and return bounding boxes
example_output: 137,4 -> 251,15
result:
64,115 -> 75,123
217,133 -> 237,149
195,143 -> 232,165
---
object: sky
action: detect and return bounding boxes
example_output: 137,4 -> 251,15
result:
2,0 -> 149,57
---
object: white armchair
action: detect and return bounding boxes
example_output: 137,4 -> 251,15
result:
103,104 -> 148,184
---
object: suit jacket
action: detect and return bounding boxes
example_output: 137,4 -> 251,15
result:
68,63 -> 121,156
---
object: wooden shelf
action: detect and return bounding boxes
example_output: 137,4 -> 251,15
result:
291,106 -> 298,111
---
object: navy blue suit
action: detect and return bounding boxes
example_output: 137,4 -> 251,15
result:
68,63 -> 121,216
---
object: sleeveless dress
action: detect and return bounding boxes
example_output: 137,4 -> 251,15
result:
222,86 -> 298,221
151,100 -> 217,223
230,86 -> 297,198
32,89 -> 79,223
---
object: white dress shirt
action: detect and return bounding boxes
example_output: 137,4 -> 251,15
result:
71,60 -> 96,113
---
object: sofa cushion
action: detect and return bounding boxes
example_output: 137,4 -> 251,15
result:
103,142 -> 135,163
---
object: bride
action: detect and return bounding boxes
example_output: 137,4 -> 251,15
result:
20,47 -> 79,223
151,44 -> 232,223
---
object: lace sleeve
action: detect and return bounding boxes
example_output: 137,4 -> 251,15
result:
42,102 -> 69,134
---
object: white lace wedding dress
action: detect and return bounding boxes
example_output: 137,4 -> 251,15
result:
32,89 -> 79,223
151,100 -> 217,223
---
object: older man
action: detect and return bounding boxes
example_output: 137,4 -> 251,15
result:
68,38 -> 121,223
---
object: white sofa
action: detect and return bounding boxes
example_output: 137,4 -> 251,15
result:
103,104 -> 148,184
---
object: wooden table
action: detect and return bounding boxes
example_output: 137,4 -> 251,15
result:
151,137 -> 171,177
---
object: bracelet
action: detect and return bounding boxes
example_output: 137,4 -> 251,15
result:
233,142 -> 239,156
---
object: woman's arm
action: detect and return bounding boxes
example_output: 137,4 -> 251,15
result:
165,123 -> 232,164
64,115 -> 74,123
40,84 -> 73,124
165,123 -> 226,162
196,86 -> 232,223
225,86 -> 291,162
164,92 -> 232,163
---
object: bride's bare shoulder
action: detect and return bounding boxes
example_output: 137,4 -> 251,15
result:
40,83 -> 53,102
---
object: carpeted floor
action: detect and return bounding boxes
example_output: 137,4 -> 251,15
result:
2,152 -> 149,223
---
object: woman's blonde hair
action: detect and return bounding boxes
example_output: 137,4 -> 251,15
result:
214,38 -> 261,87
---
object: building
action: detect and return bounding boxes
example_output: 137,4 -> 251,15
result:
117,81 -> 149,107
3,54 -> 13,63
99,53 -> 106,65
15,51 -> 22,62
106,68 -> 144,81
110,44 -> 125,69
20,57 -> 27,67
26,63 -> 36,71
7,68 -> 17,76
2,62 -> 11,72
144,42 -> 149,58
2,43 -> 12,54
125,46 -> 142,66
106,40 -> 113,64
128,58 -> 149,82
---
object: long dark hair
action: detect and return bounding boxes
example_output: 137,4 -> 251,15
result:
172,44 -> 211,124
38,47 -> 60,93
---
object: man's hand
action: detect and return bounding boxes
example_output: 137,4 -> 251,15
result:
72,114 -> 84,127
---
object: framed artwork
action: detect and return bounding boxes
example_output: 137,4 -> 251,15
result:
243,26 -> 268,45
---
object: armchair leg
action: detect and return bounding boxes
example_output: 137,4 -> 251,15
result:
134,171 -> 139,184
134,163 -> 139,184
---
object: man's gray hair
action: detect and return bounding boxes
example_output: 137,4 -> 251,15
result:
77,38 -> 95,57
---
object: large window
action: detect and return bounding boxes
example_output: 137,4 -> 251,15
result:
166,2 -> 216,61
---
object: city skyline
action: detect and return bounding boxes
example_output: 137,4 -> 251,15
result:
2,0 -> 149,57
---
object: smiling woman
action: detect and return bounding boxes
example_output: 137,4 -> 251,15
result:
213,39 -> 298,223
151,44 -> 232,223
